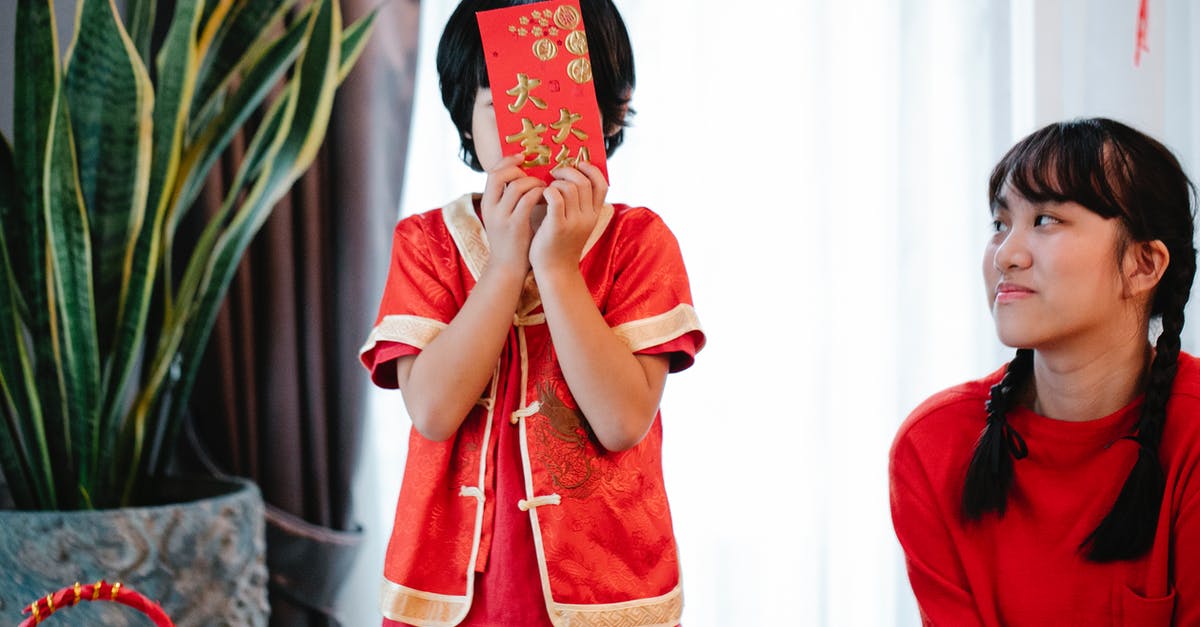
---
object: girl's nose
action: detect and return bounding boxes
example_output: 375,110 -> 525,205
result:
992,229 -> 1032,272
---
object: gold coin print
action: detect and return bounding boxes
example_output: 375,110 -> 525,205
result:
565,30 -> 588,56
532,38 -> 558,61
567,57 -> 592,84
554,5 -> 581,30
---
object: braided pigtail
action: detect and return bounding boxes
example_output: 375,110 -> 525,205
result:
962,348 -> 1034,520
1082,249 -> 1195,561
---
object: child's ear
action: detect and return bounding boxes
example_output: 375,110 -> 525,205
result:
1123,239 -> 1170,299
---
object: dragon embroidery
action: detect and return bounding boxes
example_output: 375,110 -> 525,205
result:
534,381 -> 599,491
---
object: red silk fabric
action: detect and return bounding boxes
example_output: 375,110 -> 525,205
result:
362,198 -> 702,623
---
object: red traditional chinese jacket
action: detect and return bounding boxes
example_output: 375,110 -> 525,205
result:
360,194 -> 705,626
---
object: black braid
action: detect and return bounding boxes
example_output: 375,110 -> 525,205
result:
962,348 -> 1034,520
1082,251 -> 1194,561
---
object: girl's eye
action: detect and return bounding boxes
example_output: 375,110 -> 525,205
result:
1034,214 -> 1061,227
991,219 -> 1009,233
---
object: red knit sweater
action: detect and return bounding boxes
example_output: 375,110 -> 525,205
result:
890,353 -> 1200,626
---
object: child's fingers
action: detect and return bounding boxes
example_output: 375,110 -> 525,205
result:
553,167 -> 591,215
482,154 -> 528,207
548,178 -> 580,217
512,186 -> 544,223
499,176 -> 545,214
575,161 -> 608,209
542,186 -> 565,222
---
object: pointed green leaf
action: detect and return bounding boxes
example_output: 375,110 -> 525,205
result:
93,1 -> 202,496
125,0 -> 156,63
191,0 -> 298,139
145,0 -> 205,260
338,9 -> 377,83
44,79 -> 101,505
15,0 -> 69,509
176,3 -> 369,227
172,10 -> 310,235
12,2 -> 57,298
151,0 -> 344,477
0,135 -> 54,509
63,0 -> 155,364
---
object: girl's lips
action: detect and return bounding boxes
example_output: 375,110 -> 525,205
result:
995,282 -> 1035,304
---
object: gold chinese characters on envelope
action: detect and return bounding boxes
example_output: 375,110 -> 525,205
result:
476,0 -> 608,183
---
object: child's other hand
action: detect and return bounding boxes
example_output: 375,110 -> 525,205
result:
481,153 -> 545,272
530,161 -> 607,274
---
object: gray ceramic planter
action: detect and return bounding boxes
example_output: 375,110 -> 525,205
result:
0,477 -> 268,626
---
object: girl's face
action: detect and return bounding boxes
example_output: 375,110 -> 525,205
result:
983,187 -> 1140,351
471,87 -> 503,171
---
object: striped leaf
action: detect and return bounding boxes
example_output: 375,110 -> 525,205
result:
0,135 -> 54,510
337,7 -> 376,83
191,0 -> 298,139
172,9 -> 311,236
14,0 -> 68,509
82,0 -> 170,497
63,0 -> 154,368
44,80 -> 101,507
125,0 -> 156,63
151,0 -> 343,478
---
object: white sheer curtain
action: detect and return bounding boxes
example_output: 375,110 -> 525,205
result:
347,1 -> 1199,625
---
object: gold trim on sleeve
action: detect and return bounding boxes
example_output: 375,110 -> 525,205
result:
359,315 -> 449,355
611,304 -> 702,353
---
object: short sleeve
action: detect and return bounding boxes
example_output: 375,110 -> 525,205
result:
359,215 -> 458,388
604,209 -> 705,372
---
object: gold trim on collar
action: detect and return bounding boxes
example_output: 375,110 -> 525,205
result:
441,194 -> 616,282
442,195 -> 490,281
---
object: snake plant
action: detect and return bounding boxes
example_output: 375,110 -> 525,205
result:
0,0 -> 375,510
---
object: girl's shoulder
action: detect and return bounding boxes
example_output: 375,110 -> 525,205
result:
1165,351 -> 1200,440
892,366 -> 1006,457
1171,351 -> 1200,400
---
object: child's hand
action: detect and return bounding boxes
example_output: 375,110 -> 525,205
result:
481,153 -> 545,272
530,161 -> 607,275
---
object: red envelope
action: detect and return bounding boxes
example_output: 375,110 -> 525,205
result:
476,0 -> 608,183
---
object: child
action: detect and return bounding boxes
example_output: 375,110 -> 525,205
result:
359,2 -> 705,625
890,119 -> 1200,625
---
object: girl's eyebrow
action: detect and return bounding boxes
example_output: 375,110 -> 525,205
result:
991,195 -> 1009,214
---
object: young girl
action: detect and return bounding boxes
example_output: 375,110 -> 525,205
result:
359,2 -> 704,625
890,119 -> 1200,626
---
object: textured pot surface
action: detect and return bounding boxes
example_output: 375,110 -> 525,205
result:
0,477 -> 268,626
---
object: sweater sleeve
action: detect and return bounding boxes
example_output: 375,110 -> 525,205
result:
890,427 -> 985,627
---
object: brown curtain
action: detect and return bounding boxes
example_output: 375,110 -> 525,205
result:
182,1 -> 421,625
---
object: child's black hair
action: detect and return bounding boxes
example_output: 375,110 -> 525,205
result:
436,0 -> 636,171
964,118 -> 1197,562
